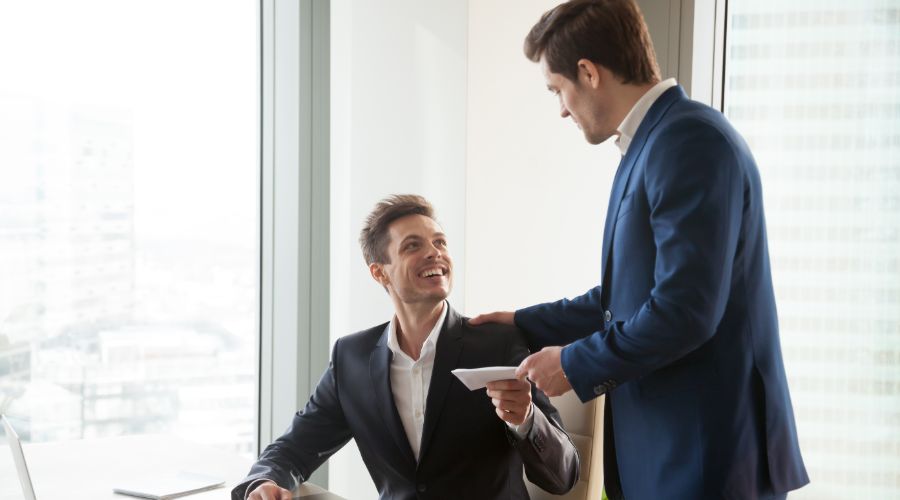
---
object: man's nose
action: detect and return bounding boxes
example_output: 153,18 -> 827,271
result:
427,244 -> 443,259
560,104 -> 570,118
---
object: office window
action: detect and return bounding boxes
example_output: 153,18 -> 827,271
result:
724,0 -> 900,497
0,0 -> 259,456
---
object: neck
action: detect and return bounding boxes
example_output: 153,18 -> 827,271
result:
393,300 -> 445,360
611,80 -> 659,129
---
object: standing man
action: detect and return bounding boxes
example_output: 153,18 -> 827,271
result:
235,195 -> 578,500
472,1 -> 808,499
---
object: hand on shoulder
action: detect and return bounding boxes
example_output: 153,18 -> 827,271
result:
469,310 -> 515,326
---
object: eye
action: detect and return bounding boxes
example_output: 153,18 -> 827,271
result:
404,241 -> 420,251
435,239 -> 448,248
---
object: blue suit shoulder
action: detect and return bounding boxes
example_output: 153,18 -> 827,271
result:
652,98 -> 751,154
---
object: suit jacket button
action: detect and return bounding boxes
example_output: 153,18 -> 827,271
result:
417,483 -> 427,493
604,310 -> 612,322
593,385 -> 604,395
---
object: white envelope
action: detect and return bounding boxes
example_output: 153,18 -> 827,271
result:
451,366 -> 519,391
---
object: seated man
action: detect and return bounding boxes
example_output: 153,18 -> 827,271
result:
233,194 -> 579,500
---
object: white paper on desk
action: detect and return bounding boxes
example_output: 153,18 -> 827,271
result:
451,366 -> 519,391
112,471 -> 224,500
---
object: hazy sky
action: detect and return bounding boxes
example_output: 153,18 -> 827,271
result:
0,0 -> 258,248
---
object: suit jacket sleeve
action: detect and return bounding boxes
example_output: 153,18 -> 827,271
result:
231,339 -> 353,500
561,119 -> 745,402
515,285 -> 605,350
507,330 -> 580,494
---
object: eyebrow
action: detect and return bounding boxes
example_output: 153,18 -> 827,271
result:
399,232 -> 447,246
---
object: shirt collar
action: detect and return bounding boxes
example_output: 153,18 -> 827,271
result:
386,301 -> 448,360
615,78 -> 677,156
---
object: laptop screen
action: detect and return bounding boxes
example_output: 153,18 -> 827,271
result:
1,415 -> 37,500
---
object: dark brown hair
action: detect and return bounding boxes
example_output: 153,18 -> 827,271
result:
359,194 -> 436,265
524,0 -> 660,85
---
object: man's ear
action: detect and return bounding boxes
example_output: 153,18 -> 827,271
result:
576,58 -> 602,89
370,262 -> 389,287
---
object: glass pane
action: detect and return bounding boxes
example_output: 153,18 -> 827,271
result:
0,0 -> 259,457
724,1 -> 900,498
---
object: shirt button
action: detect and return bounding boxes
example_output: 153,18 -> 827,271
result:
417,483 -> 427,493
604,310 -> 612,322
415,409 -> 422,418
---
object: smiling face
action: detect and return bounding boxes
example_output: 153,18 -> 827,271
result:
541,56 -> 617,145
370,214 -> 452,306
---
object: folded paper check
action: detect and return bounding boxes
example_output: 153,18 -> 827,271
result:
451,366 -> 519,391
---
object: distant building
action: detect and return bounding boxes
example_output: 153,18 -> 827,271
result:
725,1 -> 900,498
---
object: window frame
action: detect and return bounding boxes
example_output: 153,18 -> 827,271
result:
637,0 -> 726,109
259,0 -> 331,487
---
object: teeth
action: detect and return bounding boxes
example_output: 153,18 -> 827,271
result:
421,268 -> 443,277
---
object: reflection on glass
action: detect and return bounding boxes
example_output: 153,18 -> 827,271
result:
0,0 -> 258,456
725,1 -> 900,498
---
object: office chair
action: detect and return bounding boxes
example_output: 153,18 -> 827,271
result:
526,393 -> 605,500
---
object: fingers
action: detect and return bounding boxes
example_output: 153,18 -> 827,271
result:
485,378 -> 530,391
495,406 -> 527,425
516,351 -> 540,380
486,378 -> 532,425
487,388 -> 531,407
493,398 -> 529,425
248,482 -> 292,500
469,311 -> 514,326
515,358 -> 531,380
490,394 -> 530,413
486,379 -> 531,405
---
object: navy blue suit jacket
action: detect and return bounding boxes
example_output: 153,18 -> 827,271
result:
516,86 -> 808,499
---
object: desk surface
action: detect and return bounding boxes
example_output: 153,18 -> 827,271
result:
0,434 -> 337,499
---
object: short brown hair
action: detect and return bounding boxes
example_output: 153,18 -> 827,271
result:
524,0 -> 660,85
359,194 -> 436,265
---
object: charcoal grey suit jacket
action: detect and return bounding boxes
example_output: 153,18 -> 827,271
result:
232,305 -> 579,499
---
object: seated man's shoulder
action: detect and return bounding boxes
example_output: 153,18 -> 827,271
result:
334,321 -> 390,354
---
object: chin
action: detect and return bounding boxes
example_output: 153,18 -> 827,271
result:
584,131 -> 610,145
427,288 -> 451,302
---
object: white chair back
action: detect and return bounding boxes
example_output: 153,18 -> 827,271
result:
526,393 -> 605,500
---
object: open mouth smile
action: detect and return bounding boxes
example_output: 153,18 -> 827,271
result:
418,266 -> 449,279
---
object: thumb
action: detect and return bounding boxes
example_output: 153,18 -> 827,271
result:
515,355 -> 532,379
280,489 -> 293,500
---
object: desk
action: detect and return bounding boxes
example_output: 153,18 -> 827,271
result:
0,434 -> 341,499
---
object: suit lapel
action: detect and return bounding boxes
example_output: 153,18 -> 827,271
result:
600,85 -> 686,285
370,328 -> 417,467
417,306 -> 464,464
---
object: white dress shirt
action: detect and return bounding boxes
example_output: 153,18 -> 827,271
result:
615,78 -> 678,156
386,303 -> 448,460
386,302 -> 533,461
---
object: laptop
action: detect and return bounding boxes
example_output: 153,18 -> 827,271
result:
2,415 -> 37,500
2,415 -> 225,500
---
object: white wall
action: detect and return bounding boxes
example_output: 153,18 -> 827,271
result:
464,0 -> 619,315
329,0 -> 468,497
329,1 -> 624,496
